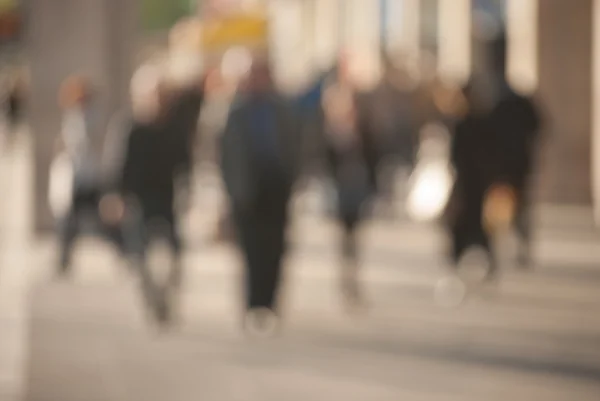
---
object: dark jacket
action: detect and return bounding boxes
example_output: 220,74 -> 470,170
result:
220,91 -> 302,213
165,87 -> 204,180
447,83 -> 541,228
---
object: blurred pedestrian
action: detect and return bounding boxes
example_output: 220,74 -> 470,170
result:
445,83 -> 498,279
164,22 -> 206,213
321,60 -> 376,309
445,31 -> 542,279
478,33 -> 542,267
220,57 -> 301,333
4,72 -> 26,143
55,76 -> 103,276
102,64 -> 187,326
364,55 -> 419,213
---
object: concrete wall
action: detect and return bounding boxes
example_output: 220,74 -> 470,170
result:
536,0 -> 593,203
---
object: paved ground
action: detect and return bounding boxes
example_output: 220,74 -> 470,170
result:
0,132 -> 33,401
2,134 -> 600,400
22,214 -> 600,401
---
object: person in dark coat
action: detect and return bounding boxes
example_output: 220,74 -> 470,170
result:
321,62 -> 376,308
446,89 -> 497,277
371,57 -> 418,169
220,58 -> 301,333
446,31 -> 541,278
483,34 -> 541,267
164,79 -> 205,209
101,65 -> 193,325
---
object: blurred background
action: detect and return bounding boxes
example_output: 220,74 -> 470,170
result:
0,0 -> 599,400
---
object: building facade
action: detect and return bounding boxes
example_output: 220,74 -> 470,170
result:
24,0 -> 600,230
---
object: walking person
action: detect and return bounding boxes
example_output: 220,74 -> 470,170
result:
445,31 -> 542,281
321,60 -> 376,310
54,76 -> 103,276
102,64 -> 189,326
220,58 -> 301,333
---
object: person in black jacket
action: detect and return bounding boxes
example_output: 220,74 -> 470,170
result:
446,88 -> 497,277
321,61 -> 376,309
483,33 -> 541,267
102,65 -> 195,325
446,31 -> 541,279
164,79 -> 205,211
220,59 -> 301,333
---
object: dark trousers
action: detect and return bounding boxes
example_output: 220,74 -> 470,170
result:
443,180 -> 492,268
126,203 -> 182,258
233,184 -> 290,312
337,189 -> 364,304
335,170 -> 370,262
58,186 -> 102,272
120,198 -> 183,323
124,198 -> 183,283
450,219 -> 494,266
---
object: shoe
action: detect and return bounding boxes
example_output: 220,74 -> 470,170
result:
243,308 -> 280,337
152,294 -> 172,329
55,260 -> 72,279
484,263 -> 500,283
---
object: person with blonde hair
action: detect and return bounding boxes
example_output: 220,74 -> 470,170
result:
101,62 -> 189,326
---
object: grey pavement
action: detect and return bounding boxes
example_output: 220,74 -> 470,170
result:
22,215 -> 600,400
2,134 -> 600,400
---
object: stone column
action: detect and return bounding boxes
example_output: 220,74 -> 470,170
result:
343,0 -> 381,87
593,0 -> 600,221
437,0 -> 472,85
384,0 -> 420,71
383,0 -> 420,57
269,0 -> 309,89
536,0 -> 593,204
27,0 -> 137,232
312,0 -> 341,70
506,0 -> 538,95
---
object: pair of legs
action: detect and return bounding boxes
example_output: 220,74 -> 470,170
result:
339,214 -> 363,308
334,169 -> 370,308
58,187 -> 102,275
449,199 -> 532,277
450,217 -> 498,280
514,194 -> 532,267
232,184 -> 290,332
123,202 -> 183,325
236,212 -> 286,309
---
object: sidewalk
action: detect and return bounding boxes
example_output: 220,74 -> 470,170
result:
0,133 -> 33,401
22,222 -> 600,401
2,134 -> 600,400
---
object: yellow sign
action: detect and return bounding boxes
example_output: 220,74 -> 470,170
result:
202,14 -> 268,51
